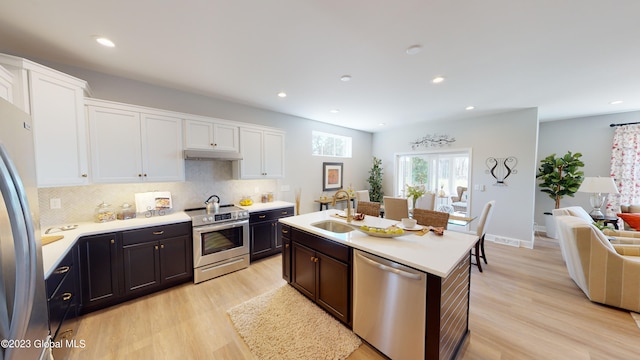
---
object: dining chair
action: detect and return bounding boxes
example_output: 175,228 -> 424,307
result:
356,201 -> 381,217
414,192 -> 435,210
473,200 -> 496,272
355,190 -> 370,202
383,196 -> 409,221
412,208 -> 449,228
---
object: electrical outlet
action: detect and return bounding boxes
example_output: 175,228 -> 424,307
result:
254,187 -> 259,194
280,185 -> 290,192
50,198 -> 61,209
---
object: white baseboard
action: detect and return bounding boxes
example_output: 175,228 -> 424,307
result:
486,233 -> 533,249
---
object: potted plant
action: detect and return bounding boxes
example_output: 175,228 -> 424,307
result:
367,157 -> 384,203
536,151 -> 585,237
406,184 -> 426,209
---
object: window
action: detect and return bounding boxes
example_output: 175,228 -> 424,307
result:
396,150 -> 470,215
312,131 -> 352,158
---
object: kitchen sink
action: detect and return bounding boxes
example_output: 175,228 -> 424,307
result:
311,220 -> 355,234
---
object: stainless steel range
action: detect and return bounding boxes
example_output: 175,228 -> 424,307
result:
186,204 -> 250,284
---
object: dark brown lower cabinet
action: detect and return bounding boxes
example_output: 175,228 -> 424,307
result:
77,222 -> 192,314
250,206 -> 294,261
290,228 -> 351,326
77,232 -> 121,314
122,222 -> 192,296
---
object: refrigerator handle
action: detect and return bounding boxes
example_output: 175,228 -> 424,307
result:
0,144 -> 34,344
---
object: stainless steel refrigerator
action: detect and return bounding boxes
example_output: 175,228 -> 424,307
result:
0,98 -> 50,360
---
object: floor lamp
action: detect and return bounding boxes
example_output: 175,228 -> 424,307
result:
577,177 -> 619,219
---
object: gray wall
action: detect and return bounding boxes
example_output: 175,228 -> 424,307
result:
535,110 -> 640,227
372,108 -> 539,247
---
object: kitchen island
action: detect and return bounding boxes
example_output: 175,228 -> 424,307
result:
279,209 -> 478,360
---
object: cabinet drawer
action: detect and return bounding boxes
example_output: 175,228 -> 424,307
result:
122,221 -> 190,245
46,251 -> 73,300
48,271 -> 75,338
292,228 -> 350,263
250,207 -> 294,223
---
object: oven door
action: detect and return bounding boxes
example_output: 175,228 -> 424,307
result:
193,219 -> 249,268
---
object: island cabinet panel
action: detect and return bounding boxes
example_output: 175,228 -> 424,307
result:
290,228 -> 352,326
280,223 -> 291,282
77,233 -> 122,314
425,254 -> 471,360
250,206 -> 294,262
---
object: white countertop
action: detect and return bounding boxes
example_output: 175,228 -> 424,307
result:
41,212 -> 191,278
237,201 -> 295,212
279,210 -> 478,278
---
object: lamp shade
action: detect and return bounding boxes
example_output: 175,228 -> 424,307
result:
577,177 -> 619,194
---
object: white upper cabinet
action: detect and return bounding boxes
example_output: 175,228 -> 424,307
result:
0,65 -> 12,102
87,99 -> 184,183
183,118 -> 239,152
0,54 -> 90,187
233,127 -> 285,179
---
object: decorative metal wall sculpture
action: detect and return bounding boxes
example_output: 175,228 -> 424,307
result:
409,133 -> 456,149
486,156 -> 518,185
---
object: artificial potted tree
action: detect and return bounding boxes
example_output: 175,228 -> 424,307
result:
536,151 -> 585,238
367,157 -> 384,203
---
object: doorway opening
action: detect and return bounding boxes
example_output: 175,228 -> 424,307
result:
395,149 -> 471,216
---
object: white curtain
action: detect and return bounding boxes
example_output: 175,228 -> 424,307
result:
610,124 -> 640,212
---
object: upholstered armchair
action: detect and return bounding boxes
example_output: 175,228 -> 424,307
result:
555,215 -> 640,312
450,186 -> 468,212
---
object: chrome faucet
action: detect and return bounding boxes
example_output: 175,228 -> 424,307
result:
332,190 -> 352,223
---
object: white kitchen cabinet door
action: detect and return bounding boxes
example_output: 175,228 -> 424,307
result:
184,118 -> 239,152
212,122 -> 239,152
141,113 -> 184,182
234,127 -> 284,179
88,106 -> 142,183
263,131 -> 284,178
0,65 -> 12,102
29,71 -> 89,186
88,101 -> 185,184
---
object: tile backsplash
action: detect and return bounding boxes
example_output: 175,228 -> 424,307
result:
38,160 -> 278,227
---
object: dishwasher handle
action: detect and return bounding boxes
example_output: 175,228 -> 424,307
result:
356,252 -> 422,280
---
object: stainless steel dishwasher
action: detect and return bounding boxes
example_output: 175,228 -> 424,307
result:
353,250 -> 427,360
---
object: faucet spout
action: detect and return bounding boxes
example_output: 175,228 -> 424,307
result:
332,190 -> 352,223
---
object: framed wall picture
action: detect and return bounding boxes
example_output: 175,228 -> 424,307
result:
322,162 -> 343,191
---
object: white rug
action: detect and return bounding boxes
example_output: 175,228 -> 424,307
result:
228,285 -> 361,360
631,312 -> 640,330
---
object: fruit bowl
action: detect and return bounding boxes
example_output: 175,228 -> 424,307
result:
356,225 -> 405,238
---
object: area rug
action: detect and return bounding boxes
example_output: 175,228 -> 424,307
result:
227,285 -> 361,360
631,312 -> 640,330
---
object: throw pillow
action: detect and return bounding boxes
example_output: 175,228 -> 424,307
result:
617,213 -> 640,231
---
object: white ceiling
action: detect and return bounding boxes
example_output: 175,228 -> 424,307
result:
1,0 -> 639,133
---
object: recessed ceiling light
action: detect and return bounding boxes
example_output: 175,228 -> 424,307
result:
405,45 -> 422,55
465,106 -> 475,110
378,123 -> 386,126
330,109 -> 340,113
432,76 -> 445,84
277,92 -> 287,98
95,37 -> 115,48
340,75 -> 352,82
610,100 -> 623,105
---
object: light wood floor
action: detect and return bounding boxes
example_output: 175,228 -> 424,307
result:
69,235 -> 640,359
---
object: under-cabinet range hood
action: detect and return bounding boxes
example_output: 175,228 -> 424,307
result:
184,150 -> 243,161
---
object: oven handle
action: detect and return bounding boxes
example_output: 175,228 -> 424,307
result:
193,219 -> 249,232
